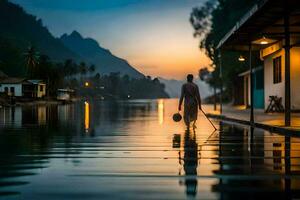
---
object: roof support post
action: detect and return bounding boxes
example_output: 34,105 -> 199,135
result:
284,3 -> 291,127
249,43 -> 254,125
218,50 -> 223,115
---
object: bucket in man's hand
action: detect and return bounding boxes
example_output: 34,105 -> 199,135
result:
173,113 -> 182,122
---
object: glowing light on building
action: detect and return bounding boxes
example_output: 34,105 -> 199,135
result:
85,82 -> 89,87
260,36 -> 268,45
252,36 -> 276,45
238,55 -> 245,62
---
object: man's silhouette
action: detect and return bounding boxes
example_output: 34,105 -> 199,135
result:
178,74 -> 201,128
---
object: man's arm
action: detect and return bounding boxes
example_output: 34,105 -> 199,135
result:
196,85 -> 202,110
178,85 -> 184,111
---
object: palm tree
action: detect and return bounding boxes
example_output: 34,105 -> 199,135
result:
24,45 -> 39,78
63,59 -> 73,79
79,62 -> 87,82
89,64 -> 96,78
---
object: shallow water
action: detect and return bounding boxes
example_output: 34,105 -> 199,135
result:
0,99 -> 299,199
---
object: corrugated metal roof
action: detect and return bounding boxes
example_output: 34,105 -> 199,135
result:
0,77 -> 27,84
238,66 -> 264,77
27,80 -> 44,84
217,0 -> 300,50
217,2 -> 264,49
58,89 -> 75,92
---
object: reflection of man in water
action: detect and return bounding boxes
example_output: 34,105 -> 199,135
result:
183,129 -> 198,197
178,74 -> 201,129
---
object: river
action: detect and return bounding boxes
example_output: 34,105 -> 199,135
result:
0,99 -> 299,199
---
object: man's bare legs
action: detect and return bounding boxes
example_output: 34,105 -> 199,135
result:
192,121 -> 197,130
185,119 -> 197,130
184,115 -> 190,129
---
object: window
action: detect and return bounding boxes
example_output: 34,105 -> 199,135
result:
10,87 -> 15,93
4,87 -> 8,94
40,85 -> 44,92
273,56 -> 282,84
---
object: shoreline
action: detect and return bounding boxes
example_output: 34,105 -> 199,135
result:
204,104 -> 300,134
0,97 -> 172,107
0,97 -> 78,107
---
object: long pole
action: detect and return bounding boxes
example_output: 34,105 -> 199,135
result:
200,109 -> 217,130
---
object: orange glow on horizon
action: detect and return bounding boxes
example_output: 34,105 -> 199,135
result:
111,20 -> 212,80
127,48 -> 211,79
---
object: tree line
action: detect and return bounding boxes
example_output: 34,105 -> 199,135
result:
0,0 -> 168,99
78,73 -> 169,99
0,45 -> 169,99
190,0 -> 262,102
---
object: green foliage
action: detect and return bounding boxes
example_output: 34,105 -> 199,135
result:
191,0 -> 261,97
24,46 -> 40,78
0,37 -> 26,76
0,0 -> 168,99
86,73 -> 169,99
0,0 -> 82,79
0,0 -> 79,65
21,55 -> 169,99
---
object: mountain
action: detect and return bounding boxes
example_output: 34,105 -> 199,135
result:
60,31 -> 144,78
0,0 -> 81,64
0,1 -> 143,79
158,77 -> 212,99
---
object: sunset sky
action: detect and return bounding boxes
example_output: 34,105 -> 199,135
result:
12,0 -> 210,79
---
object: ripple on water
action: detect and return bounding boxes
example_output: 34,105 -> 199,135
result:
0,99 -> 300,199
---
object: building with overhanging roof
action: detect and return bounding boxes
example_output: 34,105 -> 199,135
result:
0,77 -> 46,98
216,0 -> 300,126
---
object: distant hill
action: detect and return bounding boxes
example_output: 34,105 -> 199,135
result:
0,1 -> 144,78
60,31 -> 144,78
0,0 -> 81,64
158,77 -> 212,99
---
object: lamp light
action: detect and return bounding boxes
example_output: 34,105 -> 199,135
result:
260,36 -> 268,45
238,55 -> 246,62
252,36 -> 276,45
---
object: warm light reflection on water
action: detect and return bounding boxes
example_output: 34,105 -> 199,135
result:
158,99 -> 164,125
0,99 -> 300,199
84,101 -> 90,132
38,106 -> 46,125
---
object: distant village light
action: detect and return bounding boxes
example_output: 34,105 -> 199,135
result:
85,82 -> 89,87
238,55 -> 246,62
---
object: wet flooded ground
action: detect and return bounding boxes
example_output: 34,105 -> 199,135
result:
0,99 -> 300,200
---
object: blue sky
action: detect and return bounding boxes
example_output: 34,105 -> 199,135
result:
11,0 -> 210,79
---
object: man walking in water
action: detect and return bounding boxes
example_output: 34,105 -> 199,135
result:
178,74 -> 202,129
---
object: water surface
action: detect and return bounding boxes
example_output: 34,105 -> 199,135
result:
0,99 -> 299,199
